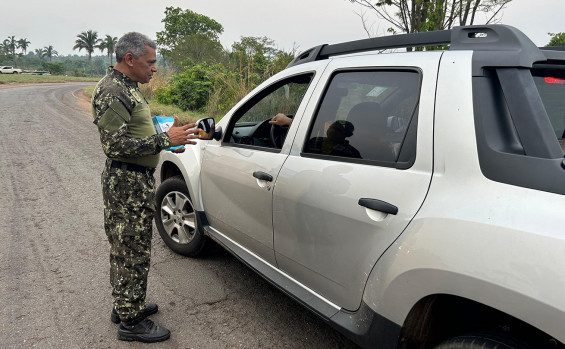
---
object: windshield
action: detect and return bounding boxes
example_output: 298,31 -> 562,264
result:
532,68 -> 565,154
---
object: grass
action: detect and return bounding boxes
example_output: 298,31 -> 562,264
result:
0,74 -> 99,84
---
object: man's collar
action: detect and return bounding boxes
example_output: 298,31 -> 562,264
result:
107,66 -> 138,88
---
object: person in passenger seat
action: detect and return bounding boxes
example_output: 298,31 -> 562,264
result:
306,120 -> 361,159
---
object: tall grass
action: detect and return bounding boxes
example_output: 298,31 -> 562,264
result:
139,69 -> 172,100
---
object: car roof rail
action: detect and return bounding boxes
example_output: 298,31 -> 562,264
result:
287,24 -> 546,73
541,46 -> 565,51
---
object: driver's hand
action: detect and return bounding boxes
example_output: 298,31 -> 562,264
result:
269,113 -> 292,126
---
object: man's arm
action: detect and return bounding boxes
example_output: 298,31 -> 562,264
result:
98,125 -> 172,158
96,99 -> 200,158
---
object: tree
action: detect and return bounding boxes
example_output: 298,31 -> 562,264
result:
547,32 -> 565,47
6,36 -> 17,55
0,40 -> 9,55
17,38 -> 31,55
73,30 -> 101,76
349,0 -> 513,34
156,7 -> 225,70
157,7 -> 223,48
165,33 -> 226,71
43,45 -> 58,62
34,48 -> 45,60
231,36 -> 282,86
97,35 -> 118,66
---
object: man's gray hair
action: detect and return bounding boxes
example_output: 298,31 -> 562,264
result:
115,32 -> 157,63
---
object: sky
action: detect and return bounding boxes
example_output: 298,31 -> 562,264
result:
1,0 -> 564,57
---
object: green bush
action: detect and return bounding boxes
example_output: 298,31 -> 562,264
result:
155,64 -> 213,111
41,62 -> 64,75
154,86 -> 173,105
72,69 -> 86,77
154,54 -> 293,117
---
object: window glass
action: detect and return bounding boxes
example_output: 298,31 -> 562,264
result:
532,69 -> 565,154
226,74 -> 313,149
303,70 -> 421,164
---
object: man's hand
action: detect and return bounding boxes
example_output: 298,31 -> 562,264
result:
269,113 -> 292,126
167,116 -> 201,153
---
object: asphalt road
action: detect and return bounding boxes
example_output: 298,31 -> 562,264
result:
0,83 -> 358,349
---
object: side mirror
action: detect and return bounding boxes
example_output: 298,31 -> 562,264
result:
196,117 -> 216,140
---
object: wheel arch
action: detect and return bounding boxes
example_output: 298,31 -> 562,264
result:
360,214 -> 565,348
400,293 -> 564,348
158,147 -> 204,211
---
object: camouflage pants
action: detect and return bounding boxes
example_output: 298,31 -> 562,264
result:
101,160 -> 156,323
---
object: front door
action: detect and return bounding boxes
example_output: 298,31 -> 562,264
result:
200,73 -> 316,265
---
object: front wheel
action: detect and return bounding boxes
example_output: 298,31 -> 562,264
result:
155,176 -> 207,257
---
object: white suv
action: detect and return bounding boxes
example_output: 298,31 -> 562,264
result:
155,25 -> 565,348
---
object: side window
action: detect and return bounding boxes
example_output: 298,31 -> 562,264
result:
532,69 -> 565,154
303,70 -> 421,167
225,74 -> 313,149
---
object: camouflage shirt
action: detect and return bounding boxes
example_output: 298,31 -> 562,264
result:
92,67 -> 171,163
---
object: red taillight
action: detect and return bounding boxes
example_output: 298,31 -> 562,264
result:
544,77 -> 565,84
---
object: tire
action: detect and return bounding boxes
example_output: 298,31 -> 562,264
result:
12,71 -> 18,74
155,176 -> 207,257
435,332 -> 532,349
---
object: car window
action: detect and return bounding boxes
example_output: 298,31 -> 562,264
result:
532,69 -> 565,154
303,70 -> 421,167
225,74 -> 313,149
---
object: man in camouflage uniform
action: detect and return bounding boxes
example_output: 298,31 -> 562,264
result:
92,32 -> 200,343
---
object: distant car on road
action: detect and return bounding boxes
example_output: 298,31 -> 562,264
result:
0,66 -> 22,74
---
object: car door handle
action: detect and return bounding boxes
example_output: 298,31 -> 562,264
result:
253,171 -> 273,182
358,198 -> 398,215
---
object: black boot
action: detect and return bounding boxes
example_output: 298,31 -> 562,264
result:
117,318 -> 171,343
111,303 -> 158,324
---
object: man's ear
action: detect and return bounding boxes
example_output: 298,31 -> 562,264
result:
124,52 -> 135,67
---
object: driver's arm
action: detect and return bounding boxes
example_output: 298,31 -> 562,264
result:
269,113 -> 292,126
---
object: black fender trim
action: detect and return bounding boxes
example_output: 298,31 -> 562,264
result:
329,301 -> 402,349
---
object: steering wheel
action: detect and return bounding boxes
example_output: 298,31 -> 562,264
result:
270,124 -> 289,148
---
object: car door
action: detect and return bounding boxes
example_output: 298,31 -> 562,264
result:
273,53 -> 442,310
200,71 -> 322,265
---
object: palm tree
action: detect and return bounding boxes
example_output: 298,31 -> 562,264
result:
34,48 -> 45,60
43,45 -> 58,62
97,35 -> 118,66
6,36 -> 17,55
73,30 -> 101,76
0,40 -> 9,55
17,38 -> 31,55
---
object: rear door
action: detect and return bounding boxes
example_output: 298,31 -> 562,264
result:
273,52 -> 442,310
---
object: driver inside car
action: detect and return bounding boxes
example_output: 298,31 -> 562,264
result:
268,113 -> 293,148
269,113 -> 293,126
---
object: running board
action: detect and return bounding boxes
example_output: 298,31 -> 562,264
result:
203,225 -> 341,319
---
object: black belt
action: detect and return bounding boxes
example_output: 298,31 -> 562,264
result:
109,160 -> 154,174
